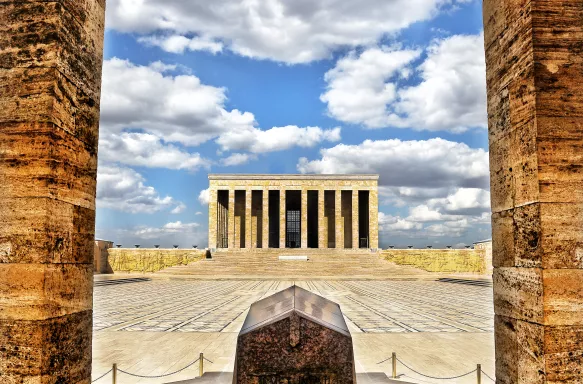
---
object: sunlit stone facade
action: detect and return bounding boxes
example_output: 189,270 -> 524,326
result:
208,174 -> 379,250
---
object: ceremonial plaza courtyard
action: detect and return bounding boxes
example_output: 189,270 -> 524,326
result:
91,275 -> 495,383
91,174 -> 495,383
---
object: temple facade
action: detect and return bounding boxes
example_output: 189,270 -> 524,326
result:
208,174 -> 379,250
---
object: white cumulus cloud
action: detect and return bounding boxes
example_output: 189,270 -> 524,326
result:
106,0 -> 472,64
198,188 -> 210,205
321,47 -> 422,128
321,33 -> 487,133
297,138 -> 489,189
170,203 -> 187,214
99,132 -> 210,171
220,153 -> 258,166
299,138 -> 491,243
115,221 -> 207,248
133,221 -> 201,239
99,58 -> 341,163
138,35 -> 223,54
216,126 -> 341,154
395,33 -> 487,132
100,58 -> 255,146
96,165 -> 184,214
379,212 -> 423,231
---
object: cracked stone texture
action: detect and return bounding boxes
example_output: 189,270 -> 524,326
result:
234,312 -> 356,384
0,0 -> 105,382
483,0 -> 583,382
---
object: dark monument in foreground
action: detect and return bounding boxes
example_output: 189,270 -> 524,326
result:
233,286 -> 356,384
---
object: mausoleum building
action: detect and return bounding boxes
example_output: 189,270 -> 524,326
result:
208,174 -> 379,251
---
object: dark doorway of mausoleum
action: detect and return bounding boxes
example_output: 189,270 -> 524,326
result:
268,190 -> 280,247
307,190 -> 319,248
286,190 -> 301,248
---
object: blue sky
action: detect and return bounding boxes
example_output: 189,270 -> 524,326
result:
95,0 -> 491,248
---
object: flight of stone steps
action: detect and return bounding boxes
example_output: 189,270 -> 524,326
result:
155,249 -> 426,279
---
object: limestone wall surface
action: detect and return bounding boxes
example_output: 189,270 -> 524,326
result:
0,0 -> 106,381
208,174 -> 380,250
94,240 -> 114,274
107,249 -> 204,273
382,249 -> 486,274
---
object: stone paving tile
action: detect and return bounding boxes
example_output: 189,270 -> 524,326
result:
93,279 -> 493,334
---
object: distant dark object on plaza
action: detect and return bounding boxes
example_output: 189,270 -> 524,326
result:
154,244 -> 160,248
193,245 -> 198,249
407,245 -> 413,249
426,245 -> 433,249
116,244 -> 121,248
233,285 -> 356,384
134,244 -> 140,248
173,245 -> 179,248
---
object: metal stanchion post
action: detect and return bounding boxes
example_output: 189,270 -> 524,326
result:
112,363 -> 117,384
392,352 -> 397,378
199,352 -> 204,377
477,364 -> 481,384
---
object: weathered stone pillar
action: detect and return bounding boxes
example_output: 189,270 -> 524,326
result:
369,189 -> 379,249
279,189 -> 286,248
301,189 -> 308,248
0,0 -> 105,382
483,1 -> 583,382
352,191 -> 359,249
335,190 -> 343,249
262,189 -> 269,248
245,188 -> 252,248
208,188 -> 217,249
228,189 -> 235,249
318,189 -> 326,249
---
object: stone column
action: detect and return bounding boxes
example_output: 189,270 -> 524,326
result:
301,189 -> 308,248
369,188 -> 379,249
228,189 -> 235,249
484,1 -> 583,382
262,189 -> 269,248
245,188 -> 252,248
0,1 -> 105,382
279,189 -> 286,248
335,190 -> 343,249
352,191 -> 359,249
208,188 -> 217,249
318,189 -> 326,249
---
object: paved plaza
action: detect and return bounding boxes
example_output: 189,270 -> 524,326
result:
92,277 -> 495,383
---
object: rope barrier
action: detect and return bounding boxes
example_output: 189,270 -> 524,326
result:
117,357 -> 200,378
376,356 -> 392,364
98,353 -> 494,382
377,354 -> 488,381
395,357 -> 477,380
481,369 -> 496,382
91,369 -> 112,382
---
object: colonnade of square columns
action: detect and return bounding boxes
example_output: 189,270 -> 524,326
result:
209,184 -> 379,250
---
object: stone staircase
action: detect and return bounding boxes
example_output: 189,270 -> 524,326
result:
155,249 -> 426,279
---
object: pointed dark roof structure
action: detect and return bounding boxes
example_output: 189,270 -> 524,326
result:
240,285 -> 349,337
234,285 -> 356,383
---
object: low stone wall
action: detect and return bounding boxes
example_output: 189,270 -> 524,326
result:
382,249 -> 486,274
107,249 -> 204,273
